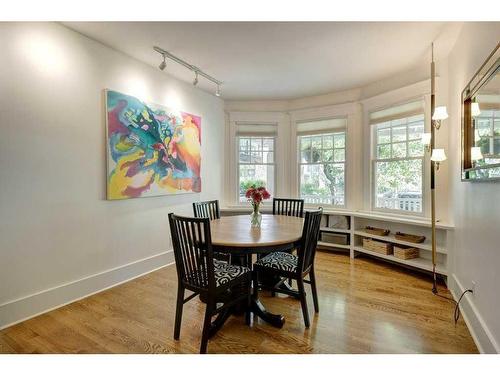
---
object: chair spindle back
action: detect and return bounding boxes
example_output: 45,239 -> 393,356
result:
193,200 -> 220,221
272,198 -> 304,218
297,208 -> 323,273
168,213 -> 215,291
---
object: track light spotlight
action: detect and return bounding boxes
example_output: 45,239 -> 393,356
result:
153,47 -> 222,93
158,55 -> 166,71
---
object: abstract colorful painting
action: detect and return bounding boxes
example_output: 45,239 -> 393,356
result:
105,90 -> 201,200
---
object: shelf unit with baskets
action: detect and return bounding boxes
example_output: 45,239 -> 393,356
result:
220,207 -> 453,279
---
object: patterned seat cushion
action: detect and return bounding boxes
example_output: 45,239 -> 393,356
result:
213,260 -> 250,288
255,251 -> 298,272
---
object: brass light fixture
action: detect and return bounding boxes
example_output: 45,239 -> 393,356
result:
429,42 -> 448,294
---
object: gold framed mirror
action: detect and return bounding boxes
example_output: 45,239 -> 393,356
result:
461,43 -> 500,181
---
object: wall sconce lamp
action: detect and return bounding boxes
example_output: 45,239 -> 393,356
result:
431,106 -> 448,129
430,148 -> 447,170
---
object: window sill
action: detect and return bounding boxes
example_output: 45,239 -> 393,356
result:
220,206 -> 454,229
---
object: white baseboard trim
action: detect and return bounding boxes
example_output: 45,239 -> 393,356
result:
448,273 -> 499,354
0,250 -> 175,330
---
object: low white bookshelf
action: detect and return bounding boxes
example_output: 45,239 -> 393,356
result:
220,207 -> 453,279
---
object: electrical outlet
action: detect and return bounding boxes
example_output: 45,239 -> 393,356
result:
471,281 -> 476,295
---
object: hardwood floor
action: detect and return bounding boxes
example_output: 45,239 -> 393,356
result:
0,251 -> 478,354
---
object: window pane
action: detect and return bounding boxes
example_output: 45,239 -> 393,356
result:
301,137 -> 311,151
408,123 -> 424,140
263,138 -> 274,151
375,159 -> 423,213
263,151 -> 274,163
377,128 -> 391,144
311,148 -> 321,163
251,138 -> 262,151
477,118 -> 492,137
392,142 -> 407,158
300,163 -> 344,206
478,137 -> 490,155
377,144 -> 391,159
392,126 -> 407,142
334,134 -> 345,148
408,140 -> 424,157
239,165 -> 274,202
322,149 -> 333,162
323,135 -> 334,149
239,150 -> 251,163
334,148 -> 345,162
494,138 -> 500,155
494,119 -> 500,136
300,151 -> 310,163
312,136 -> 322,149
239,138 -> 249,150
251,151 -> 262,163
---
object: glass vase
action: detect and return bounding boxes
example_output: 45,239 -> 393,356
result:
250,203 -> 262,228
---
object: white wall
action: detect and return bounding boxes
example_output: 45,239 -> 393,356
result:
446,23 -> 500,353
0,22 -> 225,328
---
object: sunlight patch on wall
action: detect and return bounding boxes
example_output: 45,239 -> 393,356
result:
19,32 -> 68,76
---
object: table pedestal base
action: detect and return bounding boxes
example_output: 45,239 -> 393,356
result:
251,298 -> 285,328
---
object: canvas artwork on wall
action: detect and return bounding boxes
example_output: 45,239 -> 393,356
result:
105,90 -> 201,200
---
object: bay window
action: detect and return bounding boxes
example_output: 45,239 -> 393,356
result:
371,101 -> 425,214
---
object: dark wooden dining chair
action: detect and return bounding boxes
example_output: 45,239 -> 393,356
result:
192,199 -> 230,262
273,198 -> 304,218
252,208 -> 323,328
193,200 -> 220,221
168,213 -> 251,353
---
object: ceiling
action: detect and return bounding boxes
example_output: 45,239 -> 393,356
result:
64,22 -> 460,101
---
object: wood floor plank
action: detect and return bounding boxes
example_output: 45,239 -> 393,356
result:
0,252 -> 478,354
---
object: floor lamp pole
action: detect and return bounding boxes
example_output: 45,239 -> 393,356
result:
430,43 -> 438,294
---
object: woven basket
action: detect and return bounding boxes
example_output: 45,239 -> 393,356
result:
362,238 -> 393,255
394,232 -> 425,243
394,245 -> 419,260
365,226 -> 390,236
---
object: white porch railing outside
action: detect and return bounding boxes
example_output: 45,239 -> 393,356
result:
301,195 -> 344,205
377,197 -> 422,212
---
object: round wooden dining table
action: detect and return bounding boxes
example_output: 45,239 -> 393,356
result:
209,214 -> 304,329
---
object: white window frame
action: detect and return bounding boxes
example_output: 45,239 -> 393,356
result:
225,111 -> 287,207
236,135 -> 277,203
370,112 -> 426,216
289,104 -> 359,209
297,130 -> 347,208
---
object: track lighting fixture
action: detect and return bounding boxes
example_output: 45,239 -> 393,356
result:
158,54 -> 166,71
153,46 -> 222,94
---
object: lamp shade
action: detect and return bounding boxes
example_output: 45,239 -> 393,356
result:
471,102 -> 481,117
421,132 -> 431,146
471,146 -> 483,161
431,148 -> 447,162
432,106 -> 449,121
